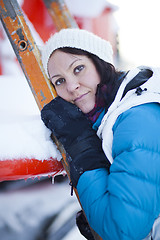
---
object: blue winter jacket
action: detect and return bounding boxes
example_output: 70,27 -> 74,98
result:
77,102 -> 160,239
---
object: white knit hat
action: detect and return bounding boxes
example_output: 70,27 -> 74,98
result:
41,28 -> 113,77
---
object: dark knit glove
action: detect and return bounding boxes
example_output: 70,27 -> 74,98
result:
41,97 -> 110,187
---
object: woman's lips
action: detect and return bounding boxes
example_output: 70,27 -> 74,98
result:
74,92 -> 89,102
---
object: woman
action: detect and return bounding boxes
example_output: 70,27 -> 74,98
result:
41,28 -> 160,240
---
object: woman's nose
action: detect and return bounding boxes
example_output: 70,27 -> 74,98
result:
66,77 -> 80,92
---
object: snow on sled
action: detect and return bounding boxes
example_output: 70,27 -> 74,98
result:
0,75 -> 64,182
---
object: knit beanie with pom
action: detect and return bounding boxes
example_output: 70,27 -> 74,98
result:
41,28 -> 113,78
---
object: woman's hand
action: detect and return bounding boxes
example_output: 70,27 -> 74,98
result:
41,97 -> 110,187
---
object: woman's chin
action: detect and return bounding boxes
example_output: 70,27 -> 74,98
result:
79,104 -> 95,114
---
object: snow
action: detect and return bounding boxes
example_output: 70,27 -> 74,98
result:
0,73 -> 61,161
0,180 -> 85,240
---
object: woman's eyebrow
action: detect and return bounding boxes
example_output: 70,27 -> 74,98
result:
49,74 -> 61,80
68,58 -> 81,70
50,58 -> 82,80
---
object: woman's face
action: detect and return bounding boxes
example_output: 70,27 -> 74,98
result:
48,50 -> 100,113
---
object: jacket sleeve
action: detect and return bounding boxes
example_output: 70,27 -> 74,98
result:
77,103 -> 160,240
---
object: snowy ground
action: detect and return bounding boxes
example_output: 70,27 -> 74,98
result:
0,178 -> 85,240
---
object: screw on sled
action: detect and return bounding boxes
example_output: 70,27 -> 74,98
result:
0,0 -> 102,239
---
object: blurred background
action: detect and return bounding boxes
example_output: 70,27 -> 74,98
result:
0,0 -> 160,239
113,0 -> 160,68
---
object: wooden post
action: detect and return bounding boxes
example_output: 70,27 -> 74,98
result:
43,0 -> 78,30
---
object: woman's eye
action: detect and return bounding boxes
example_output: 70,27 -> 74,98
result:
74,65 -> 84,74
55,78 -> 65,86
